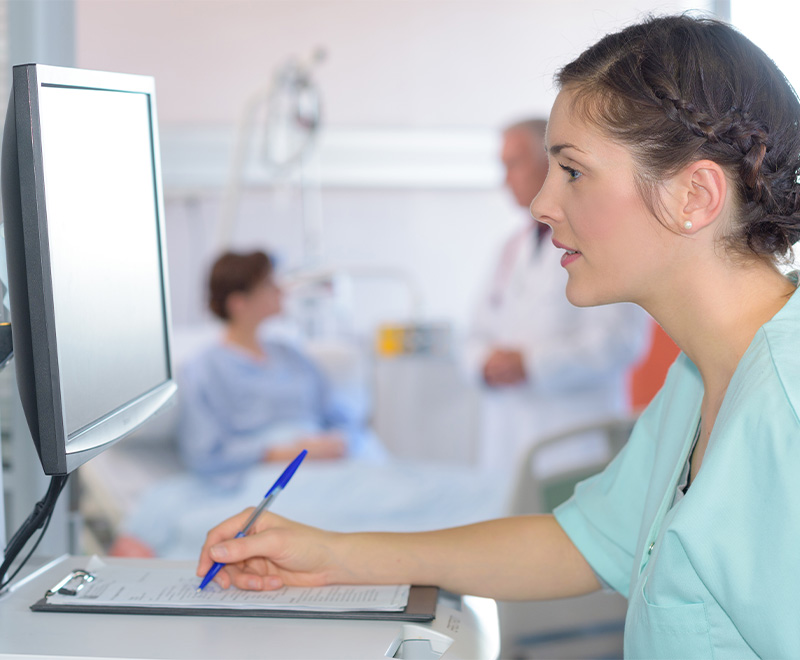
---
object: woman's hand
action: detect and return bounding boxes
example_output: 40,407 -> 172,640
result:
196,510 -> 342,591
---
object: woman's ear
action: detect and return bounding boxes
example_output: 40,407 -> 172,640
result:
668,160 -> 728,234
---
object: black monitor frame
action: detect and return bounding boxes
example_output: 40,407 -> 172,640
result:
1,63 -> 177,476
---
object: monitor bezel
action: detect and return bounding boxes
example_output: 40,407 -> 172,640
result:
2,63 -> 176,475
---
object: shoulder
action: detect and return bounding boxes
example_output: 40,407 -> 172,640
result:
702,295 -> 800,482
181,342 -> 224,375
728,290 -> 800,430
177,344 -> 230,401
180,340 -> 254,384
760,291 -> 800,423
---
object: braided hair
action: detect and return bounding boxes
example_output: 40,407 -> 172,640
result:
557,14 -> 800,263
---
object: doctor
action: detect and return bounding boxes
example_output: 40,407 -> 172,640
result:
464,119 -> 651,472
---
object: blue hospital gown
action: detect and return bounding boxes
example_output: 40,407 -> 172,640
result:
177,339 -> 383,486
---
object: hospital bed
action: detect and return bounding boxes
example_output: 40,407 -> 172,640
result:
76,323 -> 511,557
71,325 -> 635,660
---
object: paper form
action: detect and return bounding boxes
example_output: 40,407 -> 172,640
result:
45,557 -> 410,612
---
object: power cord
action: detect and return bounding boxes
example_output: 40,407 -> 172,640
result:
0,474 -> 70,590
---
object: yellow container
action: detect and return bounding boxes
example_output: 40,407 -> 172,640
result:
376,325 -> 405,356
376,322 -> 452,357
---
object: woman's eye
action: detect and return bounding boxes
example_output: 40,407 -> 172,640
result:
558,163 -> 582,181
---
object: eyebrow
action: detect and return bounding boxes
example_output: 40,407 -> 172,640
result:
547,142 -> 586,156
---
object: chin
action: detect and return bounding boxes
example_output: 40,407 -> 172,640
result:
565,280 -> 621,308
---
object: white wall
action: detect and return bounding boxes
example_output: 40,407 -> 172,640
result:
732,1 -> 800,93
77,0 -> 668,127
75,0 -> 715,334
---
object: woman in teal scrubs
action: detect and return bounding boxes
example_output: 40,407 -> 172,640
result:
197,15 -> 800,657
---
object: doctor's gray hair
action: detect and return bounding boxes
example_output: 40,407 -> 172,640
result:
556,14 -> 800,264
503,118 -> 547,140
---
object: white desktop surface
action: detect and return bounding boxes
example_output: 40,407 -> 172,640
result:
0,556 -> 499,660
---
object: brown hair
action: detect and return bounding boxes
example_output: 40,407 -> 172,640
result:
208,250 -> 273,321
557,14 -> 800,263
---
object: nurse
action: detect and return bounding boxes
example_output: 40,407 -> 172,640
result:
464,118 -> 650,473
197,16 -> 800,656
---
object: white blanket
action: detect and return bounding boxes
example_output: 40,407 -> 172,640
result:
116,457 -> 511,559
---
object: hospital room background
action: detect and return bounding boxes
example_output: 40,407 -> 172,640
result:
1,0 -> 797,657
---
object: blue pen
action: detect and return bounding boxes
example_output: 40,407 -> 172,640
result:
197,449 -> 308,591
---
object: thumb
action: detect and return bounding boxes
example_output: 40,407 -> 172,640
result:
210,532 -> 275,564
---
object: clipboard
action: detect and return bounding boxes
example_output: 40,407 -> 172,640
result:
30,568 -> 439,622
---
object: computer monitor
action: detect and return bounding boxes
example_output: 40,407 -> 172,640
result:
1,63 -> 176,476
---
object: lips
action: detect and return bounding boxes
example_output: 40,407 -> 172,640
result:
552,238 -> 581,267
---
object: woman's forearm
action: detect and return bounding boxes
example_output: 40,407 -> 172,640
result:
329,515 -> 601,601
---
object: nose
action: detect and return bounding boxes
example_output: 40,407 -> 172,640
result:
529,177 -> 557,230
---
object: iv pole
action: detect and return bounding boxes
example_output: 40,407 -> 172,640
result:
216,49 -> 326,258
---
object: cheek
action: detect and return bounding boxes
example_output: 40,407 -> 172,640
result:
571,185 -> 644,247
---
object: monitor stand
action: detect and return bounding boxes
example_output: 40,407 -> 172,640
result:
0,355 -> 74,588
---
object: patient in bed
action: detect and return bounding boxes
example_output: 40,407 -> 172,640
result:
108,249 -> 384,556
177,250 -> 383,487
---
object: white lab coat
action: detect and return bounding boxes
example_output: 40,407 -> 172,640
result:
464,222 -> 652,473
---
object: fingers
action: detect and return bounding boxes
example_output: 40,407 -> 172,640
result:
227,569 -> 285,591
211,567 -> 232,589
197,508 -> 256,575
196,512 -> 335,592
207,532 -> 280,566
197,510 -> 294,589
199,534 -> 288,592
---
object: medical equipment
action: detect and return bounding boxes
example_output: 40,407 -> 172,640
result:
217,49 -> 326,263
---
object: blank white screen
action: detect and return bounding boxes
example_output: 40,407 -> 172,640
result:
37,85 -> 169,438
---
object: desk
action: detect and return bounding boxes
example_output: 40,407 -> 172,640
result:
0,556 -> 499,659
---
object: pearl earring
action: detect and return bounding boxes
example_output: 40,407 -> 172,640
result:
683,220 -> 693,230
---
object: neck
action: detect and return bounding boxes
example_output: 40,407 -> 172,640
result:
224,321 -> 264,358
644,259 -> 793,401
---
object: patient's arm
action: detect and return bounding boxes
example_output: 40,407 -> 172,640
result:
264,434 -> 346,462
178,374 -> 273,476
197,511 -> 600,601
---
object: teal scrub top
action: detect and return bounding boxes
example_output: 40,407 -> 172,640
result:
555,285 -> 800,658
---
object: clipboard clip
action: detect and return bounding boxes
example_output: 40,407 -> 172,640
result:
45,569 -> 96,597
